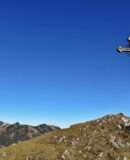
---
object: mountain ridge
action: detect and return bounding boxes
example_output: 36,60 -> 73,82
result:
0,121 -> 60,147
0,113 -> 130,159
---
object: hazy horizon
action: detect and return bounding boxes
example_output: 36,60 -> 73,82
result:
1,111 -> 129,128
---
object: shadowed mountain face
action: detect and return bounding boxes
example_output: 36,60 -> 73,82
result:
0,122 -> 60,147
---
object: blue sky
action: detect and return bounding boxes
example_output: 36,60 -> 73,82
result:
0,0 -> 130,128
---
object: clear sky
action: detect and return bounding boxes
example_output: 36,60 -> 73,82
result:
0,0 -> 130,128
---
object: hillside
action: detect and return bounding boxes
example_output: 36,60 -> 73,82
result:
0,121 -> 60,147
0,113 -> 130,160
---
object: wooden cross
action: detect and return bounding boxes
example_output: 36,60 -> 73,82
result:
117,37 -> 130,53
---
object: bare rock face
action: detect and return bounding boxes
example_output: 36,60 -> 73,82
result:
0,121 -> 60,147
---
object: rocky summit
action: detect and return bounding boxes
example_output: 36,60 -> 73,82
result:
0,121 -> 60,147
0,113 -> 130,160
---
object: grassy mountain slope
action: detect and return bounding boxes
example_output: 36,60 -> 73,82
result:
0,113 -> 130,160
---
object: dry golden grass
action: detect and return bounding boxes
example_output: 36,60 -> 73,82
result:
0,114 -> 130,160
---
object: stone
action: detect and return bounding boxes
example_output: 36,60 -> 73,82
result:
61,150 -> 70,159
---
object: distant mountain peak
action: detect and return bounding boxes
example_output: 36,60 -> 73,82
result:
0,121 -> 60,147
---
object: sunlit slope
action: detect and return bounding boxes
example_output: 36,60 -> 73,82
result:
0,113 -> 130,160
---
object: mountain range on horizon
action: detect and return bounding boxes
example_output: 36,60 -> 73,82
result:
0,121 -> 60,147
0,113 -> 130,159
